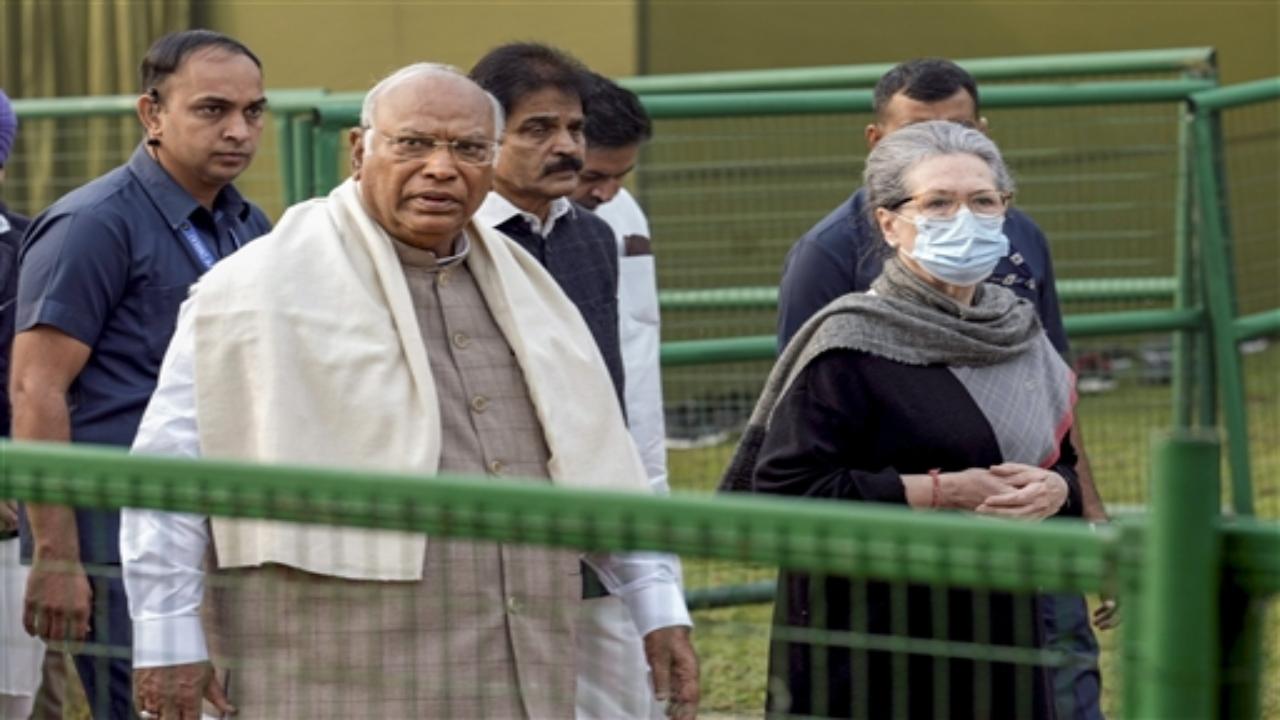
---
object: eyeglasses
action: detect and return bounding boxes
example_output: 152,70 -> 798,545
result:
367,128 -> 498,166
889,190 -> 1012,220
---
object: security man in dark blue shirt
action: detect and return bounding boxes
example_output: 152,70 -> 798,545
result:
777,58 -> 1112,720
12,30 -> 270,718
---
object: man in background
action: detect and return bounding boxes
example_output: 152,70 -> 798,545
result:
0,86 -> 54,720
776,57 -> 1110,719
568,72 -> 673,719
13,30 -> 270,717
471,43 -> 699,718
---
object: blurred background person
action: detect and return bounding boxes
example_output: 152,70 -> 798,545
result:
471,43 -> 698,719
569,72 -> 675,719
724,120 -> 1082,719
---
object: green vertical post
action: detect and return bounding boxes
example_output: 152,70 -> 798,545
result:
1191,106 -> 1253,514
312,123 -> 343,195
275,114 -> 297,207
1132,432 -> 1221,719
291,114 -> 316,201
1171,101 -> 1196,429
1116,519 -> 1146,718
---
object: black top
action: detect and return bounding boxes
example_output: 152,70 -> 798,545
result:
496,203 -> 625,409
755,348 -> 1081,719
0,202 -> 30,436
15,145 -> 271,564
776,188 -> 1069,354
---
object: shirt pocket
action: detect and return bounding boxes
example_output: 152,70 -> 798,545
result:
618,255 -> 659,327
138,284 -> 192,364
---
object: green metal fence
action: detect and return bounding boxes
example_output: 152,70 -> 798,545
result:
1,433 -> 1275,717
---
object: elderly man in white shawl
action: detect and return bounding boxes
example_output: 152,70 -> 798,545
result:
120,64 -> 699,719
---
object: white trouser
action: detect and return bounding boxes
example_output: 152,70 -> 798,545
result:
575,595 -> 665,720
1,538 -> 45,718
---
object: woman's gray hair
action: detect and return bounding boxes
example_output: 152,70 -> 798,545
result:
359,62 -> 505,153
863,120 -> 1014,211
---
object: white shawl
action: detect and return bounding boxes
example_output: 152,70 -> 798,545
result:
192,179 -> 649,581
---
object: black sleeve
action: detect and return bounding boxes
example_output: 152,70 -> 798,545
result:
753,349 -> 907,505
1051,428 -> 1083,518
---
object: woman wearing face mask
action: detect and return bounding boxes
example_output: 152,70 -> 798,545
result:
721,120 -> 1081,719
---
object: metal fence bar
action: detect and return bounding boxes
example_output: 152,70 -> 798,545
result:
0,441 -> 1115,594
1131,432 -> 1221,718
620,47 -> 1217,95
659,307 -> 1205,367
657,277 -> 1179,312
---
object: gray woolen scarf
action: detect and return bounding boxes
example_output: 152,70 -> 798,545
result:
719,257 -> 1045,493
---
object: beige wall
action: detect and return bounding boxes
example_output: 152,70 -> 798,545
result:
642,1 -> 1279,83
204,1 -> 640,92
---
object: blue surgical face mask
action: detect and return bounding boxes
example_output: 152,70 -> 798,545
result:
904,207 -> 1009,286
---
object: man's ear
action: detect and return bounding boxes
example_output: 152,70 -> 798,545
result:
349,128 -> 365,178
865,122 -> 883,150
977,115 -> 990,135
136,90 -> 163,145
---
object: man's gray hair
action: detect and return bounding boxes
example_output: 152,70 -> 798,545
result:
359,62 -> 505,152
863,120 -> 1014,211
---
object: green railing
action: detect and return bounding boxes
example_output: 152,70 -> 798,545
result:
620,47 -> 1217,94
1,433 -> 1274,717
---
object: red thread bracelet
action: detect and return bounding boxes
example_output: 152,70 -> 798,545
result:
928,468 -> 942,509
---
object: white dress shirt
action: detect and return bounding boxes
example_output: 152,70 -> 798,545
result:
475,192 -> 575,238
121,293 -> 690,668
595,188 -> 669,496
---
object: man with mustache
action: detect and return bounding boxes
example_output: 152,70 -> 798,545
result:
471,43 -> 699,719
11,30 -> 269,717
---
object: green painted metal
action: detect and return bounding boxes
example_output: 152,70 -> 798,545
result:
0,441 -> 1114,594
637,79 -> 1215,119
1133,432 -> 1220,719
656,277 -> 1178,312
1234,308 -> 1280,343
1061,308 -> 1204,338
9,88 -> 327,120
291,114 -> 317,203
658,308 -> 1204,366
1172,108 -> 1196,429
684,580 -> 776,610
1189,76 -> 1280,111
312,125 -> 342,198
1192,105 -> 1254,515
620,47 -> 1217,95
11,94 -> 142,118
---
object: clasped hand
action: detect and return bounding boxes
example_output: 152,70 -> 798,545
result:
938,463 -> 1067,520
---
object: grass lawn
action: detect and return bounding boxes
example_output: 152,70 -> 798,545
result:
672,342 -> 1279,717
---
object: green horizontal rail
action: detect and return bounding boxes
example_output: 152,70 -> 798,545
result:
620,47 -> 1217,95
1,441 -> 1116,594
10,88 -> 328,120
660,307 -> 1205,366
1189,76 -> 1280,112
1234,309 -> 1280,342
1062,307 -> 1204,337
638,79 -> 1214,120
685,580 -> 777,610
305,78 -> 1215,130
658,277 -> 1178,312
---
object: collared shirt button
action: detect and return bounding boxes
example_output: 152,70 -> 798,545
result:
452,331 -> 470,350
506,595 -> 521,614
437,269 -> 450,287
471,395 -> 490,413
488,459 -> 505,475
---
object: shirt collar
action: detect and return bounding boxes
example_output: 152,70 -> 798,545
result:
390,229 -> 471,271
476,192 -> 575,238
127,143 -> 250,229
